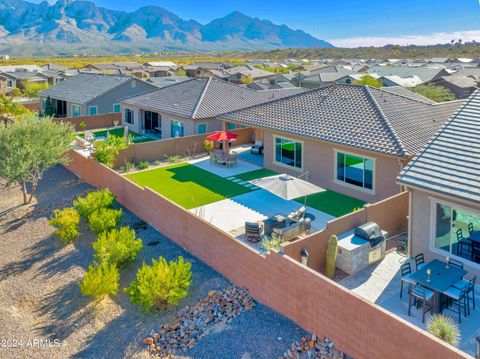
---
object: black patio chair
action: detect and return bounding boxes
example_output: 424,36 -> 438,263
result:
456,228 -> 472,258
442,284 -> 468,323
472,241 -> 480,263
453,276 -> 476,315
449,258 -> 464,269
408,284 -> 434,323
400,262 -> 416,298
415,253 -> 426,271
245,221 -> 263,242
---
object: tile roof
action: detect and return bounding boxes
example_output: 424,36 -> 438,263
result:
122,77 -> 305,119
398,89 -> 480,204
221,84 -> 462,157
40,73 -> 136,104
368,65 -> 447,83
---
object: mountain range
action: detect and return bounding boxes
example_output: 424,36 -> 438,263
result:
0,0 -> 333,56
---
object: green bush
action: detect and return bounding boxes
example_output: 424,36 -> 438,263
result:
73,189 -> 115,219
49,207 -> 80,243
125,256 -> 192,311
93,226 -> 143,268
262,235 -> 282,252
427,314 -> 461,347
135,161 -> 150,170
88,208 -> 122,235
120,161 -> 133,173
79,263 -> 119,299
93,134 -> 127,168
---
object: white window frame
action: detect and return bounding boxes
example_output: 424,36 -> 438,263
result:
72,104 -> 81,117
113,103 -> 121,113
272,135 -> 304,172
124,107 -> 134,125
429,196 -> 480,270
88,106 -> 98,116
333,149 -> 376,194
6,79 -> 13,88
197,123 -> 207,134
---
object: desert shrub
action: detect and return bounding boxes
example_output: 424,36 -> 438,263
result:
93,135 -> 127,168
262,236 -> 282,252
88,208 -> 122,235
427,314 -> 460,347
49,207 -> 80,243
135,161 -> 150,170
125,256 -> 192,311
93,226 -> 143,268
79,263 -> 119,299
203,140 -> 214,154
163,154 -> 181,163
120,161 -> 133,173
73,189 -> 115,219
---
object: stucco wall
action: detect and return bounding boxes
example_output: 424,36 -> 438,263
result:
262,129 -> 404,203
409,188 -> 480,279
54,113 -> 122,131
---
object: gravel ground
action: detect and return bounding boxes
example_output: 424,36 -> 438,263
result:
0,165 -> 306,359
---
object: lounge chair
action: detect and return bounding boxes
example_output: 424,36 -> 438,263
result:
245,221 -> 263,242
272,218 -> 311,241
251,141 -> 264,155
287,206 -> 306,223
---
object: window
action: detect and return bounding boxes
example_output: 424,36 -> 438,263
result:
88,106 -> 97,116
433,200 -> 480,265
227,122 -> 236,130
113,103 -> 121,113
124,108 -> 134,124
6,79 -> 13,88
72,104 -> 81,117
171,121 -> 184,138
336,151 -> 374,191
274,137 -> 302,169
197,123 -> 207,134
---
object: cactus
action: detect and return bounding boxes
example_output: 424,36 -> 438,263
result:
325,235 -> 339,279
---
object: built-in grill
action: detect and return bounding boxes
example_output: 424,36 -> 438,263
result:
354,222 -> 386,265
336,222 -> 387,275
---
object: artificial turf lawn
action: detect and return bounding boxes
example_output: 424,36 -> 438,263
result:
79,128 -> 154,143
235,168 -> 278,181
125,163 -> 252,209
297,190 -> 366,218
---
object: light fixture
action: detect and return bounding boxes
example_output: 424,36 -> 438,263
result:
301,248 -> 309,267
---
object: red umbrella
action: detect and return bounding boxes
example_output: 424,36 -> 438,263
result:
206,131 -> 239,141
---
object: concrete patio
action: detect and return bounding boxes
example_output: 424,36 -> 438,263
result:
338,251 -> 480,356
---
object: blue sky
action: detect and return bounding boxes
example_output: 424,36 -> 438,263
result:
47,0 -> 480,46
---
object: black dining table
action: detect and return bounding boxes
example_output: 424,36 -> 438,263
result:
469,230 -> 480,243
409,259 -> 467,313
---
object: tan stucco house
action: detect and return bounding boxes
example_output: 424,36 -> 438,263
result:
398,89 -> 480,277
222,84 -> 462,203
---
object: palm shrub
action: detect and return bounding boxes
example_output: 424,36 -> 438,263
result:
427,314 -> 460,347
49,207 -> 80,244
262,235 -> 282,252
93,226 -> 143,268
73,189 -> 115,219
79,263 -> 119,299
125,256 -> 192,311
88,208 -> 122,235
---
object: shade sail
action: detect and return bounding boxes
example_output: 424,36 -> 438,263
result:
250,174 -> 325,201
206,131 -> 239,141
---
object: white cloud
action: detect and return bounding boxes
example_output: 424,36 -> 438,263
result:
329,30 -> 480,48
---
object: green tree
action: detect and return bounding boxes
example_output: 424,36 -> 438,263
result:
0,95 -> 31,117
44,96 -> 55,117
93,226 -> 143,268
410,84 -> 456,102
0,116 -> 75,204
352,75 -> 384,88
240,75 -> 253,85
22,81 -> 49,98
176,68 -> 187,76
93,134 -> 128,168
80,263 -> 119,299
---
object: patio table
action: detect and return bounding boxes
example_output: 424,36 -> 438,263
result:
469,230 -> 480,243
409,259 -> 467,313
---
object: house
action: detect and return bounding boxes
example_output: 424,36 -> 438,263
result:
120,77 -> 305,138
147,76 -> 190,88
431,75 -> 477,99
367,65 -> 449,84
379,75 -> 423,87
0,71 -> 49,91
84,62 -> 145,78
221,84 -> 462,203
183,62 -> 232,77
397,89 -> 480,276
0,73 -> 15,94
208,65 -> 275,84
336,73 -> 380,85
39,73 -> 157,118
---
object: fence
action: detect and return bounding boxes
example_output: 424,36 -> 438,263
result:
282,192 -> 409,273
115,127 -> 255,166
66,151 -> 470,359
54,113 -> 122,131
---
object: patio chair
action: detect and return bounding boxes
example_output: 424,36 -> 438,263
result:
272,218 -> 311,241
251,141 -> 264,155
468,222 -> 475,235
400,262 -> 416,298
449,258 -> 464,269
408,284 -> 434,323
215,154 -> 226,166
287,206 -> 306,223
453,276 -> 476,314
414,253 -> 426,271
456,228 -> 472,258
442,284 -> 468,323
226,155 -> 237,167
245,221 -> 263,242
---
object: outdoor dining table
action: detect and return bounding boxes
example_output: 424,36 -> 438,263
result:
469,230 -> 480,243
409,259 -> 467,313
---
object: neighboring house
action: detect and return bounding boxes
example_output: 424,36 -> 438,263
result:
221,84 -> 462,203
0,71 -> 48,90
41,69 -> 68,85
0,73 -> 15,94
397,89 -> 480,277
379,75 -> 423,87
147,76 -> 190,88
208,65 -> 275,84
41,63 -> 68,72
367,65 -> 449,84
120,77 -> 305,138
183,62 -> 232,77
143,61 -> 178,77
84,62 -> 144,78
39,73 -> 157,118
0,65 -> 43,72
431,75 -> 477,99
336,73 -> 380,85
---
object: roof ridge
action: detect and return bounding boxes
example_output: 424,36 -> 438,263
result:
399,88 -> 480,178
375,86 -> 434,105
191,77 -> 212,119
364,86 -> 409,157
